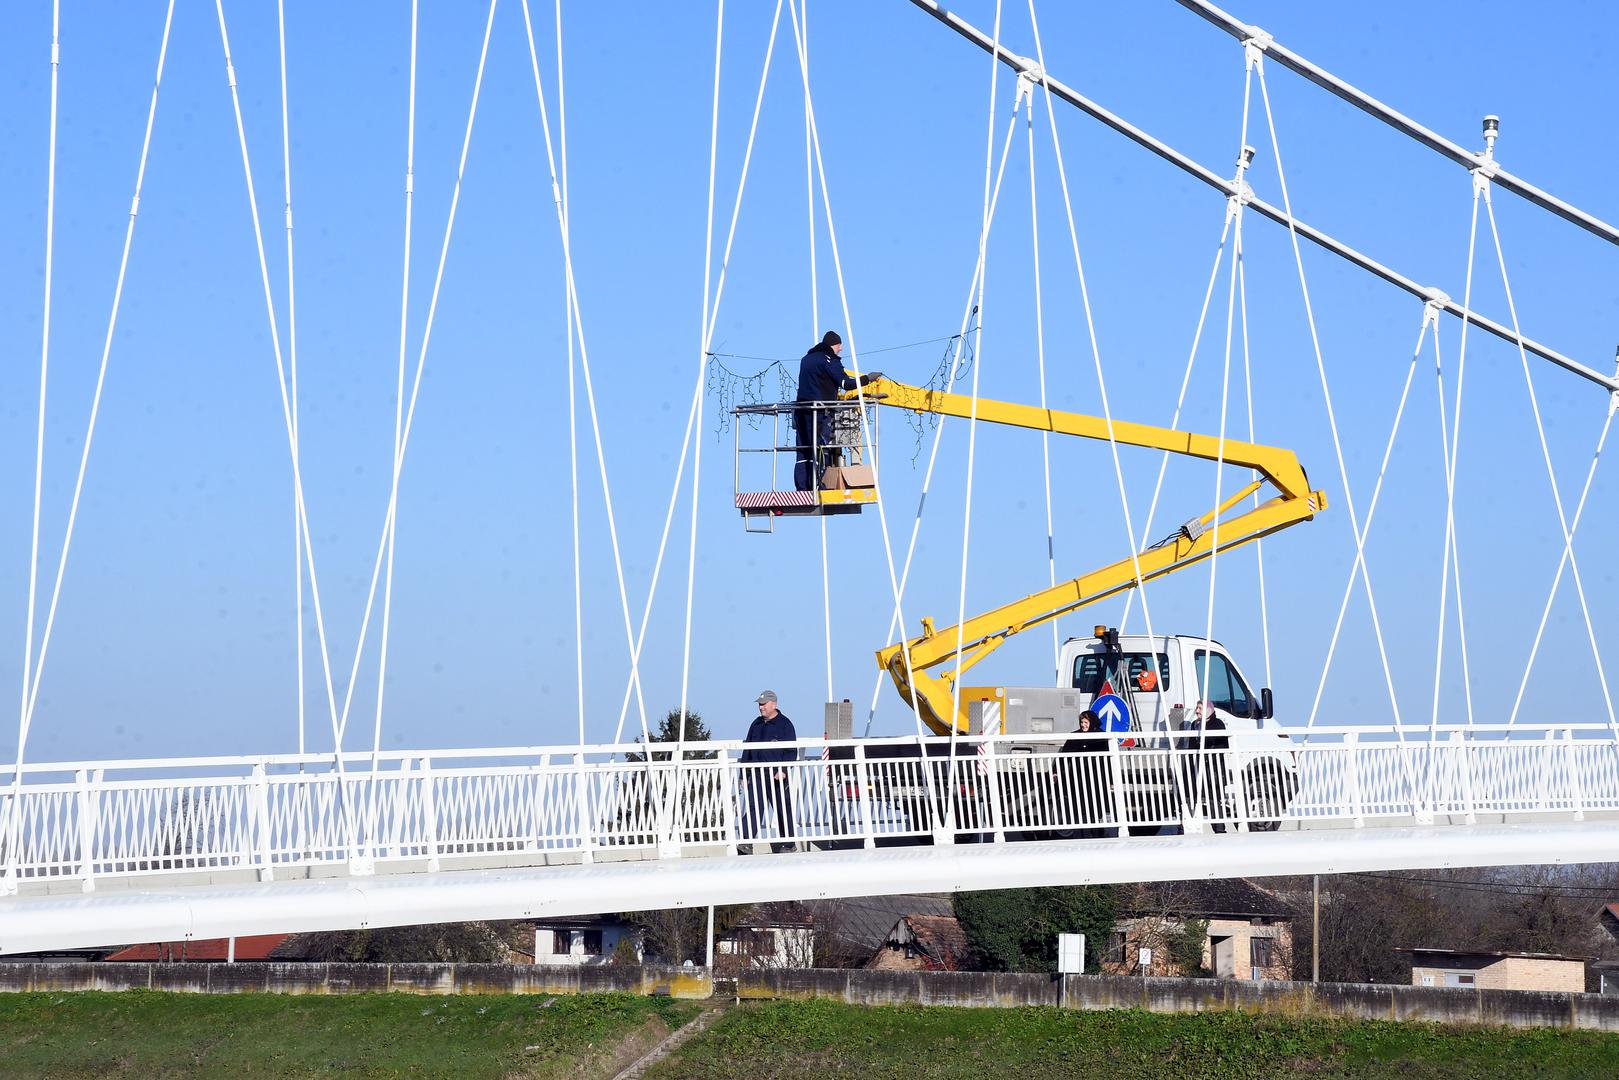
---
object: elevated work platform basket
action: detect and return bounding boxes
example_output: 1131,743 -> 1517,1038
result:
734,399 -> 879,532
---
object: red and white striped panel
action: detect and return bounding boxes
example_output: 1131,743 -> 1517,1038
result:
736,490 -> 817,509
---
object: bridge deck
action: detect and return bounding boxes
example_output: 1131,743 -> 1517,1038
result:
4,819 -> 1614,954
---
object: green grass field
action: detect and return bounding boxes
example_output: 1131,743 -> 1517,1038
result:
650,999 -> 1619,1080
3,992 -> 1619,1079
0,990 -> 696,1079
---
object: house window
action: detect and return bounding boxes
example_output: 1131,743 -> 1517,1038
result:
582,930 -> 603,956
1249,937 -> 1274,970
1108,932 -> 1127,965
551,930 -> 573,955
1443,972 -> 1475,987
739,928 -> 774,955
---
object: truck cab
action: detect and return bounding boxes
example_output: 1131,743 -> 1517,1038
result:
981,628 -> 1296,832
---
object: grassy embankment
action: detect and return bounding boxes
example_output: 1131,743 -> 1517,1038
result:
4,992 -> 1619,1078
651,998 -> 1619,1080
0,990 -> 696,1079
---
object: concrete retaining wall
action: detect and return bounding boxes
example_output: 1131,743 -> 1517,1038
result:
3,962 -> 1616,1031
0,962 -> 713,1000
740,969 -> 1619,1032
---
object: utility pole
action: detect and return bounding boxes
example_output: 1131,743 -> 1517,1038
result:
1311,875 -> 1320,983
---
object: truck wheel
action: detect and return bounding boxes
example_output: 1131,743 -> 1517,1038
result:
1243,761 -> 1292,832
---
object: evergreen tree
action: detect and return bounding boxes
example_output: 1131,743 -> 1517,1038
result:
953,886 -> 1118,972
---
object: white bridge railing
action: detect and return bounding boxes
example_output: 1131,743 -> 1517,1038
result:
3,722 -> 1617,896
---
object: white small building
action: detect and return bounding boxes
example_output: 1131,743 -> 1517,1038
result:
532,917 -> 643,967
716,907 -> 816,970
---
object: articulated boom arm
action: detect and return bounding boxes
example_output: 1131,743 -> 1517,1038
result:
852,378 -> 1328,735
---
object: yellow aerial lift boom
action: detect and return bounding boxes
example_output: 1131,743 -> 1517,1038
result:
851,378 -> 1329,736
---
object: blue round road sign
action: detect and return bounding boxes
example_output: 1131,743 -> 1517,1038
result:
1092,693 -> 1132,732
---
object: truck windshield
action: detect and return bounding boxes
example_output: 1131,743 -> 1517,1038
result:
1072,653 -> 1170,694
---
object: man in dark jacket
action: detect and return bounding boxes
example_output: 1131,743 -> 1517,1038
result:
793,331 -> 881,491
741,690 -> 798,852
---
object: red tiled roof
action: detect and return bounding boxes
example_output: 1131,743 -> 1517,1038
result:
903,915 -> 969,971
104,934 -> 292,962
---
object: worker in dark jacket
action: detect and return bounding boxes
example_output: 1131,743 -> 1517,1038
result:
793,331 -> 881,491
741,690 -> 798,852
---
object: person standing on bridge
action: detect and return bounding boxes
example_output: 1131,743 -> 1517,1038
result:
793,331 -> 881,491
741,690 -> 798,853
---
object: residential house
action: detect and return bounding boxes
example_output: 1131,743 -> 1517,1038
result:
1103,878 -> 1294,980
532,916 -> 642,966
1400,947 -> 1589,993
867,913 -> 970,971
716,905 -> 815,970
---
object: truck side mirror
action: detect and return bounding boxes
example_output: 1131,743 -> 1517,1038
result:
1260,687 -> 1274,721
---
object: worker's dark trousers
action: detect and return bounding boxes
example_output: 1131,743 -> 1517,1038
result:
743,769 -> 795,849
792,411 -> 833,492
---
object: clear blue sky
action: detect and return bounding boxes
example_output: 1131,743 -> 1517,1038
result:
2,1 -> 1616,762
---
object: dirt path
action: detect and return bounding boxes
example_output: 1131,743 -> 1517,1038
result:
607,1004 -> 725,1080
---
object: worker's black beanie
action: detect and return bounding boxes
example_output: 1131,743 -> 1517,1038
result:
821,330 -> 842,348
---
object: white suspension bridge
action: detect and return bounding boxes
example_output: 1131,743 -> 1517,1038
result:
3,0 -> 1618,955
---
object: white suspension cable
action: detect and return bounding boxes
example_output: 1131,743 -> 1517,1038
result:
1482,188 -> 1618,734
213,0 -> 347,783
359,0 -> 419,845
950,0 -> 1006,765
1254,59 -> 1405,735
1235,202 -> 1271,688
1425,179 -> 1482,743
552,1 -> 584,748
1507,383 -> 1618,729
1027,0 -> 1198,822
1198,77 -> 1252,712
1428,257 -> 1477,733
858,197 -> 998,735
1027,2 -> 1165,682
327,0 -> 498,774
1306,307 -> 1433,728
542,8 -> 659,750
676,0 -> 725,750
1119,205 -> 1235,634
275,0 -> 304,761
788,0 -> 931,742
7,0 -> 62,893
16,3 -> 177,737
1025,69 -> 1058,680
806,2 -> 833,707
607,0 -> 785,743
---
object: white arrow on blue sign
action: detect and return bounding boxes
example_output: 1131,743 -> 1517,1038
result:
1092,693 -> 1132,732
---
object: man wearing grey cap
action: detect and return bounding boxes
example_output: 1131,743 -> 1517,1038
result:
741,691 -> 797,853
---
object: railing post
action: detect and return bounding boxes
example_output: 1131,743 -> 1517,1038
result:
1344,732 -> 1364,828
251,763 -> 275,882
854,744 -> 876,849
981,729 -> 1007,844
420,756 -> 441,873
386,757 -> 410,860
658,749 -> 684,860
1411,737 -> 1434,826
75,768 -> 97,892
1107,736 -> 1130,836
1564,727 -> 1586,821
572,750 -> 594,865
717,747 -> 739,855
1449,731 -> 1477,825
